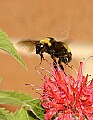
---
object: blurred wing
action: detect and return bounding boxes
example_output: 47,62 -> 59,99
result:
15,39 -> 40,54
57,37 -> 71,45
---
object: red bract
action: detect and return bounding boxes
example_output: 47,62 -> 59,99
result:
40,62 -> 93,120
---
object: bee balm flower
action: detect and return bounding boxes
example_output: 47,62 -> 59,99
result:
40,62 -> 93,120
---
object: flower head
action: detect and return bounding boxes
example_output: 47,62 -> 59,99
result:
40,62 -> 93,120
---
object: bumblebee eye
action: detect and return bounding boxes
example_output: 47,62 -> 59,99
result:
40,44 -> 44,48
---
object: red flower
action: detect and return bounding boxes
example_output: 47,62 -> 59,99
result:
40,62 -> 93,120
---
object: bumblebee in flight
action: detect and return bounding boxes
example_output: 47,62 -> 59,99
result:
17,37 -> 72,70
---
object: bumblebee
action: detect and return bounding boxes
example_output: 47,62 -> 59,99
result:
17,37 -> 72,70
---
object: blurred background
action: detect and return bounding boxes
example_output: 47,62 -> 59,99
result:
0,0 -> 93,111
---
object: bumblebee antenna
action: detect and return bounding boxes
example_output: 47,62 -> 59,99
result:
83,56 -> 93,68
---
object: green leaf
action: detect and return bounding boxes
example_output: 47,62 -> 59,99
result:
27,110 -> 39,120
0,90 -> 44,120
14,107 -> 39,120
0,108 -> 16,120
0,90 -> 32,106
14,107 -> 29,120
0,29 -> 27,70
27,99 -> 44,120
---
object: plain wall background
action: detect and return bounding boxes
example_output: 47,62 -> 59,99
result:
0,0 -> 93,111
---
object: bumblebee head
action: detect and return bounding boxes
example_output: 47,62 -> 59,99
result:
36,43 -> 45,54
36,37 -> 55,54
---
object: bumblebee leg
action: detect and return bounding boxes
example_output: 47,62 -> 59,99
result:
58,59 -> 64,71
39,53 -> 44,64
53,59 -> 57,69
51,55 -> 57,69
67,64 -> 73,69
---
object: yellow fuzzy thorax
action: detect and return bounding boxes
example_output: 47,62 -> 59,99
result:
40,38 -> 51,46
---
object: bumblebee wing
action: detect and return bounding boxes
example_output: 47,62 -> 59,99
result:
57,37 -> 70,45
15,39 -> 40,54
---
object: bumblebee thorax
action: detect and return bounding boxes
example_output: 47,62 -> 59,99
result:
40,37 -> 52,46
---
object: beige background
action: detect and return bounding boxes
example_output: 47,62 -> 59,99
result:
0,0 -> 93,111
